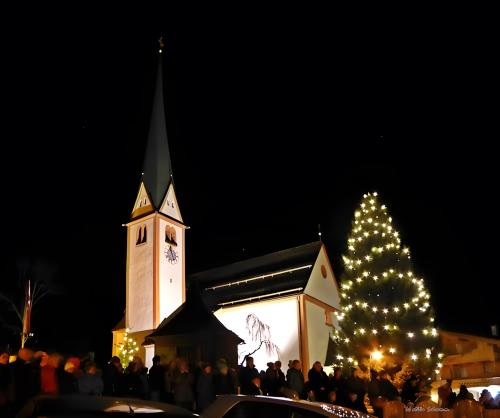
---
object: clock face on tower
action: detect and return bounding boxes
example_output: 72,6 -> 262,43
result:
164,225 -> 179,264
164,245 -> 179,264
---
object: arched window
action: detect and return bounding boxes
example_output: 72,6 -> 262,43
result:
136,225 -> 147,245
165,225 -> 177,246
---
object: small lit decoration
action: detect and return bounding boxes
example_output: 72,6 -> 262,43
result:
117,329 -> 139,365
331,191 -> 438,375
371,350 -> 383,361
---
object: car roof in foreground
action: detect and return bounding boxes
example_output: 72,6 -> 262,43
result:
204,395 -> 375,417
18,395 -> 198,417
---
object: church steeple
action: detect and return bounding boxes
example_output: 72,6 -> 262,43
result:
132,39 -> 182,222
142,39 -> 173,210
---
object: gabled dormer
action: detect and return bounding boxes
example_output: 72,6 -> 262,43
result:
131,181 -> 154,219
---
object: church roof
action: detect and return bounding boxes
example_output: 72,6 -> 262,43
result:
142,53 -> 173,209
148,288 -> 243,342
112,315 -> 125,331
189,242 -> 322,308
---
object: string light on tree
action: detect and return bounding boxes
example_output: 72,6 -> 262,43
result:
330,192 -> 439,376
117,329 -> 139,365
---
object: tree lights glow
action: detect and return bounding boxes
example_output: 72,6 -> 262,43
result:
117,329 -> 139,365
332,192 -> 439,375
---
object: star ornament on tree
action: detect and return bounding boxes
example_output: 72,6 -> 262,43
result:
331,192 -> 440,377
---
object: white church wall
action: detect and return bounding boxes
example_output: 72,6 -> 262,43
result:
304,245 -> 341,310
127,218 -> 155,332
215,296 -> 300,369
305,300 -> 334,368
158,219 -> 185,322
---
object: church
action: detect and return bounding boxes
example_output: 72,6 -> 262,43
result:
112,48 -> 342,375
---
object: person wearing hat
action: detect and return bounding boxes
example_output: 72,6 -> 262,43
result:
479,389 -> 495,408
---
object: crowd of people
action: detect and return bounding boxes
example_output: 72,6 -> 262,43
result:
438,379 -> 500,410
2,347 -> 500,417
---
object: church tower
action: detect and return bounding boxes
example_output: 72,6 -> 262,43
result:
112,44 -> 186,362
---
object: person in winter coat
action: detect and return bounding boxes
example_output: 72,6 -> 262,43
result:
308,361 -> 329,402
58,357 -> 80,395
264,362 -> 279,396
214,359 -> 238,395
367,370 -> 383,418
456,384 -> 474,401
103,356 -> 125,396
344,368 -> 368,413
40,353 -> 61,395
173,360 -> 194,411
148,355 -> 165,402
125,356 -> 149,399
78,362 -> 103,395
239,356 -> 260,395
438,379 -> 453,408
196,363 -> 215,412
378,371 -> 398,401
329,367 -> 347,406
401,374 -> 419,405
286,360 -> 305,398
246,376 -> 264,395
275,361 -> 286,391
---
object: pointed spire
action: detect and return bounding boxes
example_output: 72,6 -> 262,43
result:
142,38 -> 173,208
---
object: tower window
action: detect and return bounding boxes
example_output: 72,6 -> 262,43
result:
136,225 -> 147,245
165,225 -> 177,246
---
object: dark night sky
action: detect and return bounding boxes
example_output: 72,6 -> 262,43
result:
1,6 -> 498,362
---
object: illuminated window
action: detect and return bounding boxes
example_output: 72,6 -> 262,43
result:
136,225 -> 147,245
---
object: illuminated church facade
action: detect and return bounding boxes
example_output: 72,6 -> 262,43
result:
112,50 -> 342,374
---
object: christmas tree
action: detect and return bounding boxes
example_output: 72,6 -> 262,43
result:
332,192 -> 443,378
117,329 -> 139,366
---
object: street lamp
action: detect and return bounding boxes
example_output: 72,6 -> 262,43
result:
371,350 -> 383,361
